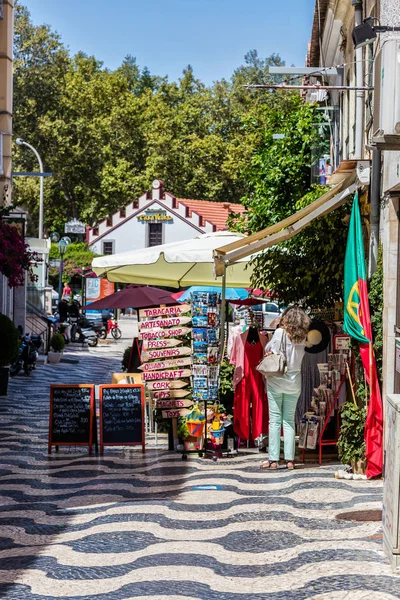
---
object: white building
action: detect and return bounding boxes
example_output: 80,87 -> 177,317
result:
87,180 -> 246,255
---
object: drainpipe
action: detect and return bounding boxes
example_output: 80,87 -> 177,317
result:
368,146 -> 382,277
352,0 -> 364,159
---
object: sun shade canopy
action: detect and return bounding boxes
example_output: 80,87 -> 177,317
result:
92,232 -> 256,288
213,173 -> 357,275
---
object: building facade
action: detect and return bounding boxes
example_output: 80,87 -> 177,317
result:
87,180 -> 246,255
0,0 -> 15,320
307,0 -> 400,397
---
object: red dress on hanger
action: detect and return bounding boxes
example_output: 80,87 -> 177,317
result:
230,329 -> 268,441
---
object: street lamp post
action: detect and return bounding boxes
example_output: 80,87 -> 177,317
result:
15,138 -> 44,239
58,239 -> 68,301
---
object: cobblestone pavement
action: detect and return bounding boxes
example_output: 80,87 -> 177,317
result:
0,328 -> 398,599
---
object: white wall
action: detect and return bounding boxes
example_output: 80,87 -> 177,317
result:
380,0 -> 400,395
90,202 -> 203,254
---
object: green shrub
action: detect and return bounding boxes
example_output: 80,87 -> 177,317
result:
122,346 -> 131,371
50,333 -> 65,352
369,247 -> 383,383
0,314 -> 20,367
219,360 -> 234,415
177,418 -> 190,440
337,400 -> 366,465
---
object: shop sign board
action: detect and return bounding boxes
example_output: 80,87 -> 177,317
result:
139,304 -> 190,319
138,316 -> 191,330
139,357 -> 192,372
334,335 -> 351,351
142,339 -> 184,350
99,384 -> 145,454
142,369 -> 191,381
48,385 -> 95,455
86,277 -> 115,302
155,399 -> 193,409
153,389 -> 191,399
65,218 -> 86,234
162,408 -> 190,419
137,209 -> 173,223
146,380 -> 189,390
141,347 -> 191,361
139,327 -> 191,340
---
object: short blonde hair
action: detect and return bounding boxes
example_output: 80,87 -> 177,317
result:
280,306 -> 310,344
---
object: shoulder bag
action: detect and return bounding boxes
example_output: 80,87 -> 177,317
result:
256,330 -> 287,377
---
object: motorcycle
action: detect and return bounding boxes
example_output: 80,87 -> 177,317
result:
99,318 -> 122,340
70,316 -> 99,347
10,333 -> 42,376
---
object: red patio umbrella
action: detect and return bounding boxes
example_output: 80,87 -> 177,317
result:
171,290 -> 185,301
229,298 -> 268,306
84,284 -> 176,310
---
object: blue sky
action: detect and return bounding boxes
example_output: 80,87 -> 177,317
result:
24,0 -> 315,84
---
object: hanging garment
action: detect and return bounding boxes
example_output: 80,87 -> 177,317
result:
227,324 -> 245,360
232,334 -> 268,441
296,348 -> 328,424
230,329 -> 267,387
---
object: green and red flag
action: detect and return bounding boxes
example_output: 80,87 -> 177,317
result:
343,192 -> 383,478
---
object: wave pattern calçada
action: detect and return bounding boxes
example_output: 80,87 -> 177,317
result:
0,344 -> 398,600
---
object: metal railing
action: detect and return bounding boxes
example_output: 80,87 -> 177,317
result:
26,297 -> 54,353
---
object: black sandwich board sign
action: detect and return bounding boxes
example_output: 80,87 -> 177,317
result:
48,384 -> 95,454
99,384 -> 145,454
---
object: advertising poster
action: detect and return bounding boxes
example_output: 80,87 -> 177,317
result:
86,277 -> 115,304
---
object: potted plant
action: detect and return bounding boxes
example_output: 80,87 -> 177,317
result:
0,314 -> 20,395
338,399 -> 366,474
177,418 -> 201,452
48,333 -> 65,364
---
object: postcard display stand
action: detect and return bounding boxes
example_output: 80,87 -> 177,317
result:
191,292 -> 230,460
138,303 -> 193,448
300,334 -> 352,464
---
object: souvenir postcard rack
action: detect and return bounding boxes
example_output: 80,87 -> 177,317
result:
188,292 -> 237,461
300,334 -> 353,464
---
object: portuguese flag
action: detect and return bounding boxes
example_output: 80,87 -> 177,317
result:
343,192 -> 383,478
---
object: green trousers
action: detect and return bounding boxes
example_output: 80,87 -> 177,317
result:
268,388 -> 299,461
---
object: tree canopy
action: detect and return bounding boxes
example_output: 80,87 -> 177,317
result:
12,2 -> 348,309
12,3 -> 285,233
228,97 -> 350,309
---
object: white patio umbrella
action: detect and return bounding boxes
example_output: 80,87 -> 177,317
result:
92,231 -> 254,288
92,232 -> 256,355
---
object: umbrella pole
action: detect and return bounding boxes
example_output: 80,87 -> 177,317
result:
219,265 -> 227,363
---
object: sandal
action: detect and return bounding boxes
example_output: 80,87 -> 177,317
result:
286,461 -> 295,470
260,460 -> 279,470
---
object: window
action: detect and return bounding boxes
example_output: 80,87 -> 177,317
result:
148,223 -> 163,247
102,241 -> 114,255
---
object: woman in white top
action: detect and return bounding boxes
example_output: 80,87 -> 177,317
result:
260,306 -> 310,470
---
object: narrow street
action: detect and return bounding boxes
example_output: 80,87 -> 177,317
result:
0,318 -> 397,599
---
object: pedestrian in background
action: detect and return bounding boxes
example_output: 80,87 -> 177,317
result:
62,281 -> 72,298
260,306 -> 310,470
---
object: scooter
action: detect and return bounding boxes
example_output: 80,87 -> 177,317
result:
99,318 -> 122,340
10,333 -> 42,376
70,316 -> 99,347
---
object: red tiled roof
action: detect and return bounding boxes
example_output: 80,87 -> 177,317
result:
176,198 -> 246,231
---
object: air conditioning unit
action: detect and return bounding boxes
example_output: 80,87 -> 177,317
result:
373,39 -> 400,135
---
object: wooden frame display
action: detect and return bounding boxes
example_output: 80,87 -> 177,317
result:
99,384 -> 145,454
48,384 -> 95,454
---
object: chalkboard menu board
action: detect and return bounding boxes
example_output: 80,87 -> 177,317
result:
99,384 -> 145,454
48,385 -> 95,454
